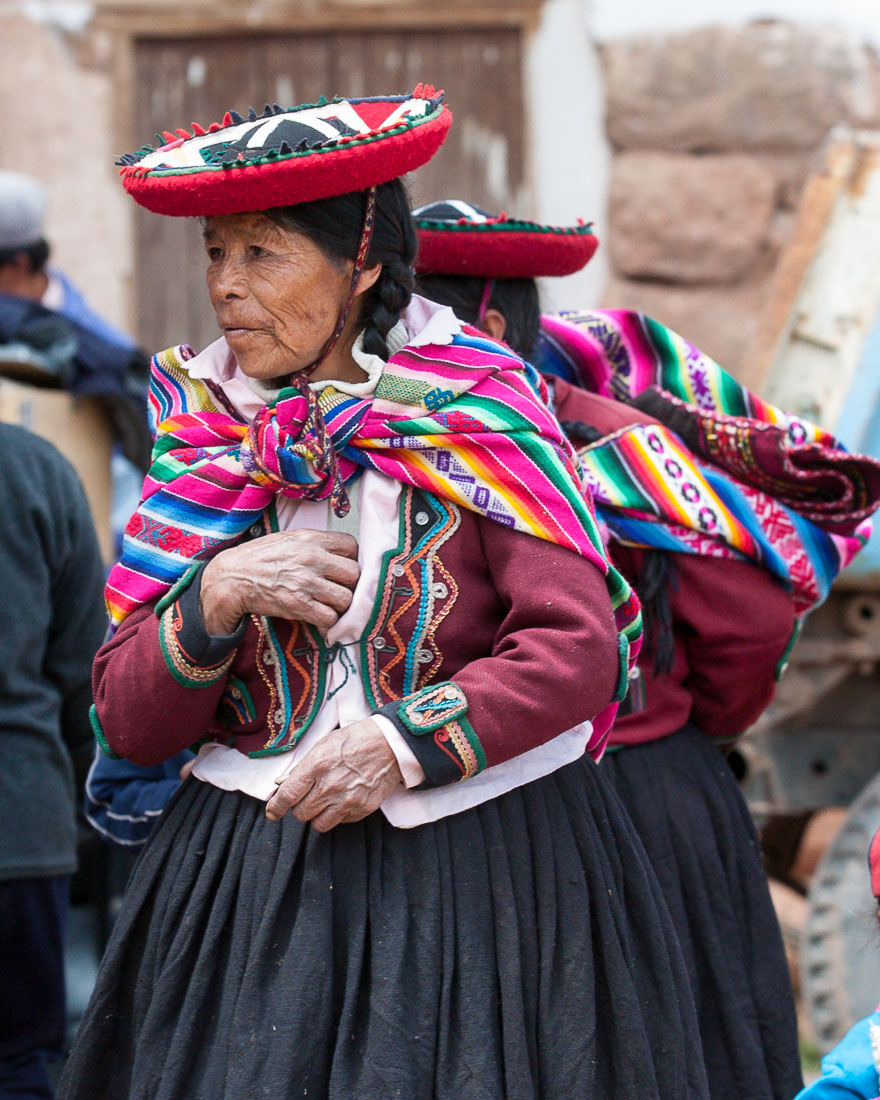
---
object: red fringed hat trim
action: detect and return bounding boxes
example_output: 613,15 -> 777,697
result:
414,207 -> 598,278
118,87 -> 451,216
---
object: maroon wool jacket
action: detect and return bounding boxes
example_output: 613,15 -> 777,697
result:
92,480 -> 621,788
550,377 -> 796,749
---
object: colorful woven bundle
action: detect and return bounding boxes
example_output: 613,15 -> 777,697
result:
540,309 -> 839,442
107,325 -> 641,674
578,420 -> 858,613
539,310 -> 880,613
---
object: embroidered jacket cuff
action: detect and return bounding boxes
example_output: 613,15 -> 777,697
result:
376,681 -> 486,788
372,714 -> 425,788
157,567 -> 246,688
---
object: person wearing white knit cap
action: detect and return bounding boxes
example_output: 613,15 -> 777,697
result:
0,169 -> 133,349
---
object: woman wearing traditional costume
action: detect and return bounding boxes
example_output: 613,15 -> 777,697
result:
58,92 -> 709,1099
414,198 -> 880,1100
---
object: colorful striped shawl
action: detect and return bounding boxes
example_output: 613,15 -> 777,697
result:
107,324 -> 641,678
541,309 -> 819,431
539,310 -> 880,613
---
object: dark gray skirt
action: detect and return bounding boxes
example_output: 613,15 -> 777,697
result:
59,754 -> 709,1100
603,725 -> 804,1100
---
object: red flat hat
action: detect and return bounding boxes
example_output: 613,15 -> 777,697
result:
118,85 -> 452,217
413,199 -> 598,278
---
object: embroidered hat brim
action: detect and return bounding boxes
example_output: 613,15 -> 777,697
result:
413,200 -> 598,278
118,86 -> 452,217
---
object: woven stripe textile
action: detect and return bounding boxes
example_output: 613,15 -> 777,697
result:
540,310 -> 880,613
107,325 -> 641,678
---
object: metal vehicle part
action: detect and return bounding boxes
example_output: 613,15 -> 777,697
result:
801,772 -> 880,1048
739,127 -> 880,1052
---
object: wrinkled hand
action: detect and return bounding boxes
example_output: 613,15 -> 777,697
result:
265,718 -> 404,832
200,529 -> 360,634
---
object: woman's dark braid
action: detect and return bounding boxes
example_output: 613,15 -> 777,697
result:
361,256 -> 415,361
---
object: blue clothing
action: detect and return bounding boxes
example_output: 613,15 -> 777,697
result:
48,269 -> 135,352
84,747 -> 193,849
796,1009 -> 880,1099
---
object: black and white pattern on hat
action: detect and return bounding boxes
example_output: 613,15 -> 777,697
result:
413,199 -> 493,223
136,101 -> 375,171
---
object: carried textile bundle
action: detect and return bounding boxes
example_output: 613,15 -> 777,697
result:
539,310 -> 880,614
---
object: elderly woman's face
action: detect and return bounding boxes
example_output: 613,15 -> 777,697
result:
204,213 -> 353,380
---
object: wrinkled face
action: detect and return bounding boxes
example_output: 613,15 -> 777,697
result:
204,212 -> 352,381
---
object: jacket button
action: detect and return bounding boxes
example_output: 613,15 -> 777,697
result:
415,511 -> 430,526
373,636 -> 386,649
249,523 -> 262,537
392,564 -> 405,577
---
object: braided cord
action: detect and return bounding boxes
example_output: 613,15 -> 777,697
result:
303,185 -> 377,377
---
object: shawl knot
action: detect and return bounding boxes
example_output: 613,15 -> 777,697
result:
239,373 -> 353,516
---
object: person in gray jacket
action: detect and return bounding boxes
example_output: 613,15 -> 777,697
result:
0,423 -> 106,1099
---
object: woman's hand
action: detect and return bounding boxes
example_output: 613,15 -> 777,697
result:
265,718 -> 405,832
199,529 -> 360,635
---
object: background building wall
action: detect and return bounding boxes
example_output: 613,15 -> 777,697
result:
0,5 -> 133,337
589,0 -> 880,49
2,0 -> 880,376
584,1 -> 880,386
596,21 -> 880,386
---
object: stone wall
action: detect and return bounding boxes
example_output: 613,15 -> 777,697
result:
599,22 -> 880,389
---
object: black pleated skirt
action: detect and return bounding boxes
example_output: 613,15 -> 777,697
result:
602,725 -> 804,1100
58,754 -> 709,1100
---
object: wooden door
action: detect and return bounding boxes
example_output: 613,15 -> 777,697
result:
132,29 -> 525,353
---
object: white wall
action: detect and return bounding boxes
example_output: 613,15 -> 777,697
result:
587,0 -> 880,49
525,0 -> 610,311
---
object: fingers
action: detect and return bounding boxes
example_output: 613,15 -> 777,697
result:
320,551 -> 361,590
307,576 -> 356,614
311,801 -> 376,832
284,532 -> 360,589
265,770 -> 338,824
215,528 -> 361,627
310,805 -> 356,833
318,531 -> 359,561
283,529 -> 359,561
284,579 -> 354,632
264,720 -> 404,831
265,771 -> 315,820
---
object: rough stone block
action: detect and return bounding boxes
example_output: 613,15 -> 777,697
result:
609,151 -> 778,283
603,23 -> 880,152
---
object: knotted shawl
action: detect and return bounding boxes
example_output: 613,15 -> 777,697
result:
107,325 -> 641,683
539,310 -> 880,613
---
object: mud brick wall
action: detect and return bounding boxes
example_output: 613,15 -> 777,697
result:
599,22 -> 880,389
